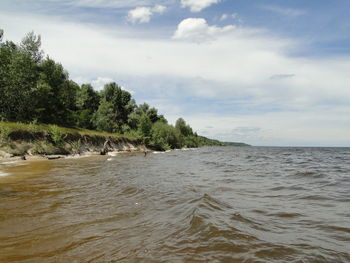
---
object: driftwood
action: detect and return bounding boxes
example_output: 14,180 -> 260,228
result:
100,140 -> 110,155
47,156 -> 62,160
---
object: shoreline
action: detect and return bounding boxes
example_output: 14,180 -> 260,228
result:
0,149 -> 148,163
0,125 -> 150,161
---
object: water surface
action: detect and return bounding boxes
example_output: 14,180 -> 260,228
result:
0,147 -> 349,262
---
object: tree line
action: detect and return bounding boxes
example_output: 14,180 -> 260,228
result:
0,30 -> 223,150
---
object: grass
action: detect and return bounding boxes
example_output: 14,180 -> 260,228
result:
0,121 -> 139,141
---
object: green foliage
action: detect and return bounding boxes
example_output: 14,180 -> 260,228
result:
0,121 -> 128,139
35,58 -> 78,125
20,31 -> 43,63
93,100 -> 116,132
93,82 -> 134,133
28,119 -> 40,133
222,141 -> 250,146
175,118 -> 193,137
76,84 -> 100,129
151,121 -> 181,150
0,125 -> 11,141
138,113 -> 152,143
48,125 -> 67,146
0,40 -> 39,121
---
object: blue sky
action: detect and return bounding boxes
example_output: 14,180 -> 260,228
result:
1,0 -> 350,146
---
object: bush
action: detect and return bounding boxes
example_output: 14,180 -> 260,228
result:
151,121 -> 181,150
48,125 -> 66,146
0,125 -> 11,141
27,119 -> 40,133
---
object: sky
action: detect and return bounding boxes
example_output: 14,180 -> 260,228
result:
1,0 -> 350,146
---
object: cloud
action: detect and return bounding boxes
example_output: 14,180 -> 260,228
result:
172,18 -> 235,42
219,13 -> 237,21
127,4 -> 166,24
91,77 -> 115,90
152,4 -> 166,13
74,76 -> 135,94
127,7 -> 152,23
262,5 -> 306,17
181,0 -> 221,12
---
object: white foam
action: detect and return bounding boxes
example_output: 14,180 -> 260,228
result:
181,148 -> 196,151
107,152 -> 120,156
0,171 -> 9,177
0,161 -> 19,166
107,158 -> 113,161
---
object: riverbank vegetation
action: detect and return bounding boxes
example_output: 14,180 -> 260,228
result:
0,30 -> 245,155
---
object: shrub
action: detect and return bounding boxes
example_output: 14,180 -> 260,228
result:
48,125 -> 66,146
151,121 -> 181,150
0,125 -> 11,141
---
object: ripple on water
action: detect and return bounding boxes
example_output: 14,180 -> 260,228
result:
189,193 -> 233,212
267,212 -> 303,219
289,171 -> 327,179
120,186 -> 144,196
1,147 -> 350,263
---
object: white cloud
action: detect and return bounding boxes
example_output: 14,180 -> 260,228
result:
127,4 -> 166,24
1,12 -> 350,146
172,18 -> 235,42
152,4 -> 167,14
91,77 -> 115,90
127,7 -> 152,23
219,13 -> 238,21
73,76 -> 135,94
262,5 -> 306,17
181,0 -> 220,12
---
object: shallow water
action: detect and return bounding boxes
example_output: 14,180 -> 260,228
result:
0,147 -> 349,262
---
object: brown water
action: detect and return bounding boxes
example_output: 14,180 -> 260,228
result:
0,147 -> 349,263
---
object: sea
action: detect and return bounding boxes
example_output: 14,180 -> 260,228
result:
0,146 -> 349,262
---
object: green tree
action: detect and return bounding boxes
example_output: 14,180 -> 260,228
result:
94,82 -> 133,133
93,100 -> 116,132
35,57 -> 77,126
138,113 -> 152,141
20,31 -> 43,64
0,36 -> 39,121
76,84 -> 100,129
0,39 -> 16,120
175,118 -> 193,137
151,121 -> 181,150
